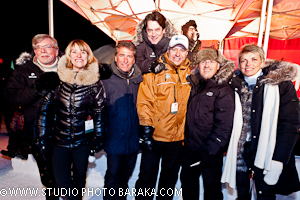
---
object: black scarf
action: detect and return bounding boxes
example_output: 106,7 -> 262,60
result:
116,66 -> 135,79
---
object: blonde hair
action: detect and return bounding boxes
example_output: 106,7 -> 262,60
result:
65,39 -> 98,69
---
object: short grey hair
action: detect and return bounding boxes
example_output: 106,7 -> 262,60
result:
238,44 -> 265,67
32,34 -> 58,49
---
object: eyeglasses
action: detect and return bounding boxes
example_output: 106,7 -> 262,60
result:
200,60 -> 217,65
34,45 -> 56,51
188,27 -> 196,31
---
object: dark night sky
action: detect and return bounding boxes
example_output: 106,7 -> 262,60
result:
1,0 -> 115,68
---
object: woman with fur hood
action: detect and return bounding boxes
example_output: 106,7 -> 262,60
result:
181,48 -> 235,200
36,39 -> 106,200
132,11 -> 177,74
221,44 -> 300,200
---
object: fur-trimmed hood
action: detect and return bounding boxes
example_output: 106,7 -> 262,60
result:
57,55 -> 99,86
192,55 -> 235,85
234,59 -> 299,85
16,52 -> 32,65
260,59 -> 298,85
132,18 -> 177,46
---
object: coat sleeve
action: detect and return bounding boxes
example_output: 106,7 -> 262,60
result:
136,73 -> 156,126
35,91 -> 55,139
136,45 -> 155,74
91,80 -> 106,152
4,67 -> 39,106
206,86 -> 235,155
273,81 -> 300,164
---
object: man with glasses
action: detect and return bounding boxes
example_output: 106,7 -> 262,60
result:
135,35 -> 191,200
180,48 -> 235,199
4,34 -> 60,200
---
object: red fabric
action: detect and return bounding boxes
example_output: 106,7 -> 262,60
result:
200,40 -> 219,50
267,38 -> 300,65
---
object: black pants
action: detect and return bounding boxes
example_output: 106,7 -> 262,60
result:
236,169 -> 276,200
180,147 -> 223,200
135,140 -> 183,200
104,152 -> 138,200
236,171 -> 252,200
52,145 -> 90,200
30,140 -> 58,200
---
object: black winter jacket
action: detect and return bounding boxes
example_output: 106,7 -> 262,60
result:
4,53 -> 52,138
229,59 -> 300,195
132,18 -> 177,74
36,55 -> 105,149
102,62 -> 143,155
185,57 -> 235,155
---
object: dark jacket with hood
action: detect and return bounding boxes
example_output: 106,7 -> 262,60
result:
229,59 -> 300,195
36,55 -> 105,150
185,56 -> 235,155
102,61 -> 143,155
4,52 -> 57,139
132,19 -> 177,74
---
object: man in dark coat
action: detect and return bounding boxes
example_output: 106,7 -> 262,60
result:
181,20 -> 201,69
132,11 -> 177,74
222,44 -> 300,200
3,34 -> 60,199
181,48 -> 235,200
102,41 -> 143,200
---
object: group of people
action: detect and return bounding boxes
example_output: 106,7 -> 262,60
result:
1,10 -> 300,200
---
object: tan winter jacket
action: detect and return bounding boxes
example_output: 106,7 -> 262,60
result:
137,51 -> 191,142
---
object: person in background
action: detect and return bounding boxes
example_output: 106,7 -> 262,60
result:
132,11 -> 177,74
181,20 -> 201,69
101,40 -> 143,200
181,48 -> 235,199
36,39 -> 105,200
4,34 -> 60,199
0,58 -> 17,158
222,44 -> 300,200
135,35 -> 191,200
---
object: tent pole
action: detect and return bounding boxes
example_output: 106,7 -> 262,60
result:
263,0 -> 274,58
257,0 -> 268,47
48,0 -> 54,37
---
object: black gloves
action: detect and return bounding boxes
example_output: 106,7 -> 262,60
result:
149,60 -> 167,74
139,126 -> 155,152
35,72 -> 60,96
91,135 -> 105,154
34,139 -> 50,163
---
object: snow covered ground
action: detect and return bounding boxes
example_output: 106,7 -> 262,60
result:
1,118 -> 300,200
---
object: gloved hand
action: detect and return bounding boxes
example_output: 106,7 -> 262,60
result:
263,160 -> 283,185
91,138 -> 105,154
149,60 -> 167,74
35,139 -> 49,163
200,150 -> 215,168
35,72 -> 60,96
139,126 -> 155,152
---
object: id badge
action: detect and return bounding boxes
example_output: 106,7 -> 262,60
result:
85,119 -> 94,133
171,102 -> 178,114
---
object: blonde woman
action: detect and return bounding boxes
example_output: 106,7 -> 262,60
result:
36,39 -> 105,199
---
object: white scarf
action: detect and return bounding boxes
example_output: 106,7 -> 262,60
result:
221,84 -> 279,188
